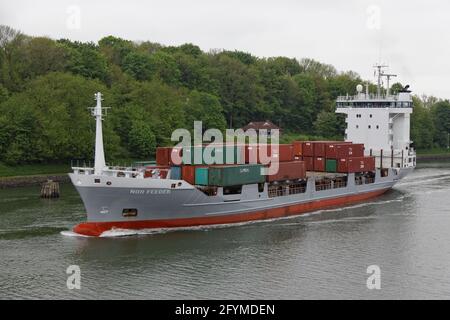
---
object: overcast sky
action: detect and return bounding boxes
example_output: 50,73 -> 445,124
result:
1,0 -> 449,98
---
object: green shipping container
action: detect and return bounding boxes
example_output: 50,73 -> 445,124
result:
325,159 -> 337,172
183,145 -> 242,165
208,164 -> 265,187
195,167 -> 209,185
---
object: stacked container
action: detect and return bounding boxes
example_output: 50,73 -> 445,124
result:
266,161 -> 306,182
337,156 -> 375,173
196,164 -> 265,187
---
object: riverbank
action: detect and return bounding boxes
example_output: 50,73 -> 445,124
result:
417,154 -> 450,161
0,174 -> 70,189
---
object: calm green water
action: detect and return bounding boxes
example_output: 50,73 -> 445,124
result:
1,162 -> 450,299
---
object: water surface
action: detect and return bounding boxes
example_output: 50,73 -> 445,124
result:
1,162 -> 449,299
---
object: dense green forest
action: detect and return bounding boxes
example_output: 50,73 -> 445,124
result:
0,25 -> 449,165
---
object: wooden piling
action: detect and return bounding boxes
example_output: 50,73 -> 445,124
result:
40,180 -> 60,198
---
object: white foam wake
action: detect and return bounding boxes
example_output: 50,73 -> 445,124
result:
60,230 -> 92,238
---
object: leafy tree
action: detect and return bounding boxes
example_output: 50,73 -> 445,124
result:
98,35 -> 134,66
431,100 -> 450,148
122,51 -> 153,81
300,58 -> 337,78
128,120 -> 156,158
411,96 -> 434,149
59,40 -> 109,82
0,83 -> 8,103
184,90 -> 226,131
313,111 -> 341,137
0,73 -> 120,163
148,51 -> 181,86
23,37 -> 69,78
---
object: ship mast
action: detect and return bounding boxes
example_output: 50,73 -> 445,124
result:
373,63 -> 398,97
91,92 -> 108,175
374,63 -> 388,97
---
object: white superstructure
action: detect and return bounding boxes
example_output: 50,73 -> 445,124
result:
336,65 -> 416,169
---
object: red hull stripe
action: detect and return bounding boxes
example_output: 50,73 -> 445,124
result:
73,188 -> 389,237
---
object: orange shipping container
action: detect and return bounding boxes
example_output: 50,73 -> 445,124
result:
181,165 -> 207,185
313,142 -> 326,157
314,157 -> 325,172
244,144 -> 294,163
267,161 -> 306,182
302,142 -> 314,157
347,156 -> 375,173
335,144 -> 364,158
156,147 -> 171,166
303,156 -> 314,171
325,142 -> 352,158
293,141 -> 303,156
338,156 -> 375,173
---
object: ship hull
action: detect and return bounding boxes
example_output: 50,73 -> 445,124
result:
73,187 -> 390,236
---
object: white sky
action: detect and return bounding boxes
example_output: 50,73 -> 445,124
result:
1,0 -> 449,98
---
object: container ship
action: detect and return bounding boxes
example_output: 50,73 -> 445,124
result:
70,66 -> 416,237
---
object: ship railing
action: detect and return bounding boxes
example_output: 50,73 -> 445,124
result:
268,185 -> 306,198
336,93 -> 398,101
315,183 -> 332,191
333,181 -> 347,189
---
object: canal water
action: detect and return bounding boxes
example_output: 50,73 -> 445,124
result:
1,162 -> 449,299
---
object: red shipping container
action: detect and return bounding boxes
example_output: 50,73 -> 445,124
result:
337,158 -> 349,173
303,156 -> 314,171
277,144 -> 294,162
267,161 -> 306,182
313,142 -> 326,157
338,156 -> 375,173
181,165 -> 207,185
336,143 -> 364,158
314,157 -> 325,172
156,147 -> 171,165
348,156 -> 375,173
244,144 -> 294,163
325,142 -> 352,158
302,142 -> 314,157
293,141 -> 303,156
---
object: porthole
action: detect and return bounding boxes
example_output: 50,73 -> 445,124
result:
122,208 -> 138,217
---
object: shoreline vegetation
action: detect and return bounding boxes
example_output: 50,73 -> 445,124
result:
1,25 -> 450,167
0,148 -> 448,188
1,25 -> 449,187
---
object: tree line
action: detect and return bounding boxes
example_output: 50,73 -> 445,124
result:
0,25 -> 448,164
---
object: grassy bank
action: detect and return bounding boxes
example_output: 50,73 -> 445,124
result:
416,148 -> 450,156
0,163 -> 71,178
0,159 -> 150,178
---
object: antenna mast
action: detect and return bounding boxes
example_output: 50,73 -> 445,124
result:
373,63 -> 388,97
90,92 -> 109,175
381,73 -> 397,96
